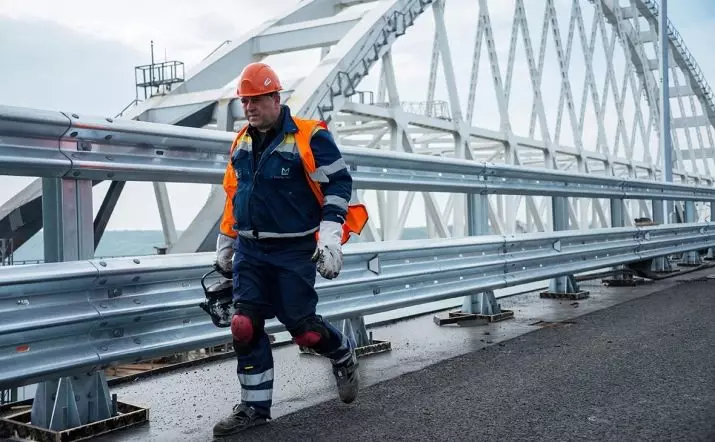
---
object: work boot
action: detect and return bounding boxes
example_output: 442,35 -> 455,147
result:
332,351 -> 359,403
212,403 -> 269,437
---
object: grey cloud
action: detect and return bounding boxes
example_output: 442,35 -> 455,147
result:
0,17 -> 201,230
0,17 -> 147,117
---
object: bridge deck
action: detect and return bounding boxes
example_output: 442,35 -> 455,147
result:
103,268 -> 715,442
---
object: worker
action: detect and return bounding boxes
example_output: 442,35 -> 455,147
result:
211,62 -> 368,437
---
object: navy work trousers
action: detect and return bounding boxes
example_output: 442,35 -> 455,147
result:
231,235 -> 352,416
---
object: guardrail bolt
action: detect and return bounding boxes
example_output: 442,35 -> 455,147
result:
99,261 -> 107,267
133,338 -> 141,344
109,288 -> 122,298
112,328 -> 123,337
133,258 -> 141,264
373,288 -> 380,295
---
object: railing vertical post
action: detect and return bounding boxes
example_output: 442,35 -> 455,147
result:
461,192 -> 500,315
650,199 -> 676,272
708,201 -> 715,260
540,196 -> 589,300
41,178 -> 94,263
32,178 -> 117,431
434,191 -> 515,326
680,200 -> 703,266
611,198 -> 624,229
300,314 -> 392,358
602,198 -> 638,285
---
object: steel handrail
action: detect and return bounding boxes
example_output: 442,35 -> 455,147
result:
1,104 -> 714,201
1,222 -> 712,388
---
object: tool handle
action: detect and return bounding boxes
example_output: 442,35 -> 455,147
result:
200,268 -> 217,292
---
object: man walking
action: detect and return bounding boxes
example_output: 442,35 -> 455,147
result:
212,62 -> 366,436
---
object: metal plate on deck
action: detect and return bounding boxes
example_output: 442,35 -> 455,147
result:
433,309 -> 515,326
601,276 -> 648,287
539,290 -> 590,300
0,401 -> 148,442
298,339 -> 392,358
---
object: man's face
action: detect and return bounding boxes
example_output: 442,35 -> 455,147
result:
241,93 -> 280,131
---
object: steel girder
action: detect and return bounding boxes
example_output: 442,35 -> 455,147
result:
2,0 -> 714,253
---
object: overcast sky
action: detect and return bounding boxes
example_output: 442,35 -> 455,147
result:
1,0 -> 714,232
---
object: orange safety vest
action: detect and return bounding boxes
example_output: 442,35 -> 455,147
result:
222,117 -> 368,245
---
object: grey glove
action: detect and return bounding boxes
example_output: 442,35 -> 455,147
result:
215,233 -> 234,277
314,220 -> 343,279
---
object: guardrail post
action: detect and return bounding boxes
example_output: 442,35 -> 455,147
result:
679,200 -> 703,266
300,315 -> 392,358
41,178 -> 94,263
19,178 -> 133,435
649,199 -> 677,273
338,317 -> 391,357
434,192 -> 514,326
603,198 -> 641,286
540,196 -> 589,300
707,202 -> 715,260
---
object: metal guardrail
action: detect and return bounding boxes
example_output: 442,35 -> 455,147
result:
1,222 -> 713,388
1,104 -> 714,201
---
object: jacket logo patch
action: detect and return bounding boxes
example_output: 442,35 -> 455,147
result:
281,167 -> 290,176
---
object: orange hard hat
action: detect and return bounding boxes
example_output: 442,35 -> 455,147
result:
236,62 -> 283,97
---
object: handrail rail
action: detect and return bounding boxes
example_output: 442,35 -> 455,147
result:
114,99 -> 142,119
1,222 -> 713,387
0,104 -> 713,201
202,40 -> 232,61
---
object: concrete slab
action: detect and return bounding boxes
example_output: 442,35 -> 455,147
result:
101,267 -> 715,442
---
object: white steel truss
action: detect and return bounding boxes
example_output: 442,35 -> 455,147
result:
328,0 -> 715,240
2,0 -> 714,253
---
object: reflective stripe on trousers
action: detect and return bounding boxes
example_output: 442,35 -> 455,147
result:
239,368 -> 274,386
239,368 -> 274,404
241,388 -> 273,403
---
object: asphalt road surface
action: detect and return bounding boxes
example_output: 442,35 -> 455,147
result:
224,278 -> 715,441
